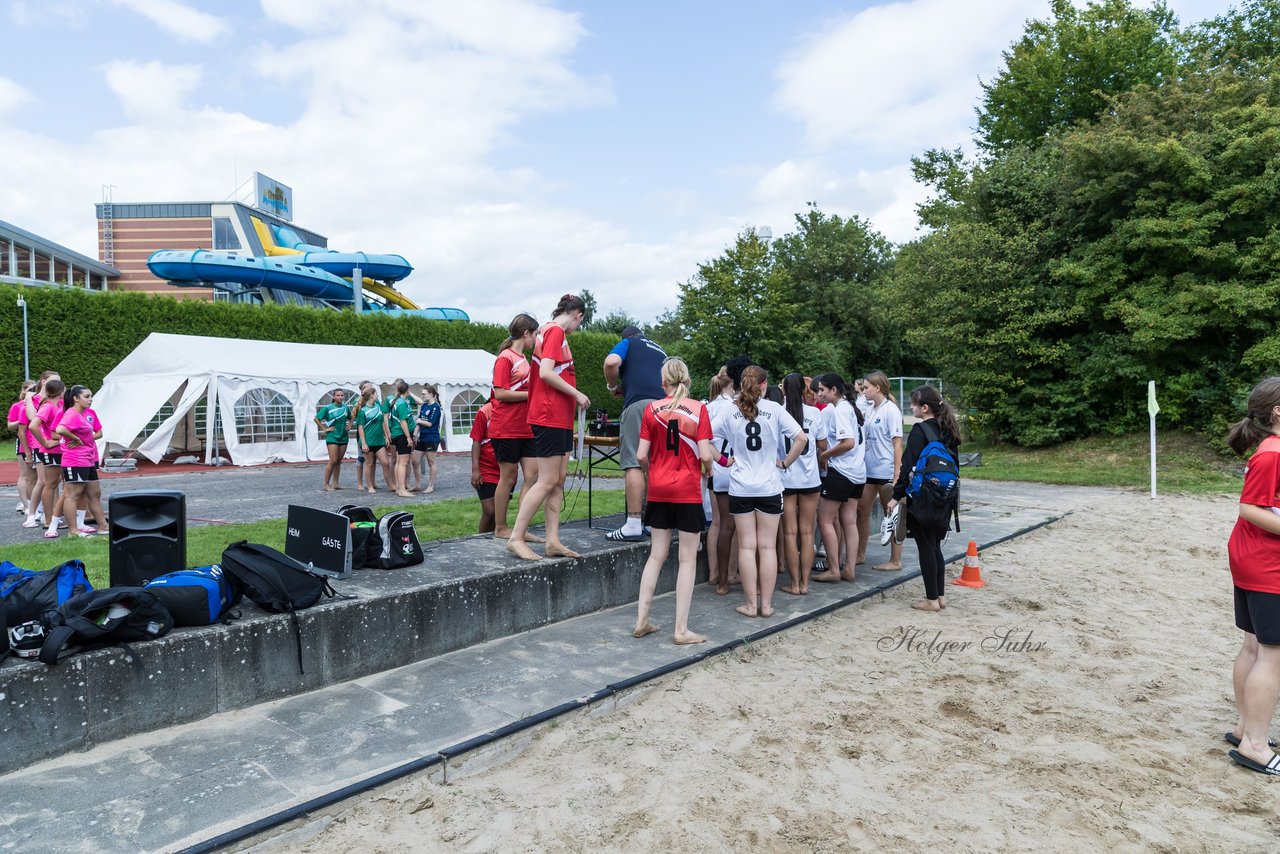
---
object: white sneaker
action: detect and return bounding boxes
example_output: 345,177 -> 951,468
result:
15,501 -> 25,512
880,506 -> 900,546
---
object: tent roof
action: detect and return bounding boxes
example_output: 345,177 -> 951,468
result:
103,332 -> 496,385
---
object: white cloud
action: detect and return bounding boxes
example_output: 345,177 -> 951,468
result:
110,0 -> 229,42
774,0 -> 1046,155
0,77 -> 32,115
9,0 -> 89,27
100,60 -> 204,119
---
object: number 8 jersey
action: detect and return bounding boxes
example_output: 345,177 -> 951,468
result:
640,396 -> 713,504
712,400 -> 804,498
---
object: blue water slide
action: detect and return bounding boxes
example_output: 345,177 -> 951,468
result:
271,225 -> 412,282
146,250 -> 356,302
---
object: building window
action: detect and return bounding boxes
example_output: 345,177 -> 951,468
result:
234,387 -> 295,443
449,390 -> 483,436
213,218 -> 241,250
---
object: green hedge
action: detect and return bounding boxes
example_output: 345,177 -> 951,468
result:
0,284 -> 625,434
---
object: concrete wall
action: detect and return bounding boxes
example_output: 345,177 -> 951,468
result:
0,531 -> 700,774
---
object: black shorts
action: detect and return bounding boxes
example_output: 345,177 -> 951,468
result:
366,443 -> 386,456
491,437 -> 534,464
784,485 -> 821,496
391,435 -> 412,455
63,466 -> 98,483
729,494 -> 783,516
865,476 -> 891,486
475,481 -> 497,501
531,424 -> 573,457
1235,586 -> 1280,645
821,469 -> 864,503
34,450 -> 61,467
416,439 -> 440,453
325,440 -> 349,450
644,500 -> 705,533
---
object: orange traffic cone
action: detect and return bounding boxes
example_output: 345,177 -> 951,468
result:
953,540 -> 987,588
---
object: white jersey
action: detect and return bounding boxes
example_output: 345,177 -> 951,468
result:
816,405 -> 836,472
780,404 -> 822,490
712,399 -> 803,497
863,398 -> 904,480
706,393 -> 736,493
827,399 -> 866,484
855,394 -> 874,421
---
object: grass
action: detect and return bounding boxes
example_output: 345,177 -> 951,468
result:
3,486 -> 626,589
959,429 -> 1241,495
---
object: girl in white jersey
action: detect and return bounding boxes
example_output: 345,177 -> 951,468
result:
712,365 -> 806,618
858,370 -> 906,571
779,373 -> 822,595
812,372 -> 865,584
704,367 -> 735,594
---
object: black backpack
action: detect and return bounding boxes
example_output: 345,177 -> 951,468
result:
338,504 -> 382,570
1,559 -> 94,625
367,511 -> 424,569
38,588 -> 174,665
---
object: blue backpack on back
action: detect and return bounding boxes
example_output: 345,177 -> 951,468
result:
906,420 -> 961,532
143,565 -> 241,627
1,560 -> 94,625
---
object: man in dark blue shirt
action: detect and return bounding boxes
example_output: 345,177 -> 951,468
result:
602,325 -> 666,540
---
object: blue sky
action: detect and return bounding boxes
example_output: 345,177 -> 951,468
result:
0,0 -> 1230,324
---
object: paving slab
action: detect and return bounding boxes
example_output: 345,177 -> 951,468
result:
0,480 -> 1112,853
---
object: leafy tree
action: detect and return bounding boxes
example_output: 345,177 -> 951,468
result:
578,288 -> 597,328
976,0 -> 1183,154
1188,0 -> 1280,76
593,308 -> 641,337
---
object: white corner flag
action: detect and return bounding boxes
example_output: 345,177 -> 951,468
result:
1148,381 -> 1159,499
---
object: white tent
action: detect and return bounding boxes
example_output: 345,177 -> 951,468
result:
94,332 -> 495,466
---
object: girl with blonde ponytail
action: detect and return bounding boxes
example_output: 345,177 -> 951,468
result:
633,357 -> 714,644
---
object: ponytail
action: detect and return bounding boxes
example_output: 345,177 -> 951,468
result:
911,385 -> 959,441
499,313 -> 538,353
661,358 -> 692,411
737,366 -> 765,421
782,373 -> 806,426
64,384 -> 87,409
552,293 -> 586,318
1228,377 -> 1280,456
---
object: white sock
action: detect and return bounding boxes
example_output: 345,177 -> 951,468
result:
25,513 -> 38,524
76,510 -> 87,529
622,516 -> 642,535
35,502 -> 43,515
46,518 -> 59,534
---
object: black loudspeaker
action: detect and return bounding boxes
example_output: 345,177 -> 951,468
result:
109,491 -> 186,587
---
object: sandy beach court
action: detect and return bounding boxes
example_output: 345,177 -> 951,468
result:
278,489 -> 1276,852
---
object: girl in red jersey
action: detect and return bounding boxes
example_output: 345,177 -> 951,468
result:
507,295 -> 590,562
633,358 -> 714,645
490,314 -> 541,539
469,399 -> 502,533
1223,377 -> 1280,777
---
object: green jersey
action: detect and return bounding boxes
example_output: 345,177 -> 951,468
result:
317,403 -> 351,444
358,403 -> 387,447
388,396 -> 414,439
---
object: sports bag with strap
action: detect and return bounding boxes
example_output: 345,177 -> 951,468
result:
38,587 -> 174,665
367,511 -> 424,569
338,504 -> 382,570
905,419 -> 961,533
144,565 -> 242,627
1,559 -> 93,626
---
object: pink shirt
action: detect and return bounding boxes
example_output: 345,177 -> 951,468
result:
35,399 -> 64,448
58,407 -> 99,468
19,394 -> 39,449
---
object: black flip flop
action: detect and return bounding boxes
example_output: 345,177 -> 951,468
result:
1228,749 -> 1280,776
1224,732 -> 1278,749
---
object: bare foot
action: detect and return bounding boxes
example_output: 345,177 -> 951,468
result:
811,570 -> 841,583
780,584 -> 802,595
673,631 -> 708,645
760,604 -> 774,617
545,542 -> 582,559
735,604 -> 758,618
425,487 -> 435,495
333,485 -> 344,490
715,583 -> 730,596
938,597 -> 947,610
525,532 -> 546,544
633,622 -> 659,638
840,567 -> 856,582
873,562 -> 902,571
396,491 -> 413,498
322,485 -> 333,492
798,585 -> 809,595
367,487 -> 377,494
507,540 -> 542,561
855,555 -> 866,565
911,600 -> 942,612
727,575 -> 740,585
492,528 -> 513,539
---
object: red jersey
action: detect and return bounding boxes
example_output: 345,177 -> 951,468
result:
527,321 -> 576,429
490,348 -> 534,439
640,396 -> 712,504
469,402 -> 501,485
1229,436 -> 1280,594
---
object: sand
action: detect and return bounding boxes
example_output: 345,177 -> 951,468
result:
278,490 -> 1278,852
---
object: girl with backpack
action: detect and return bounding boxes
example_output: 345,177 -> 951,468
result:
887,385 -> 961,612
858,370 -> 906,571
1223,377 -> 1280,777
812,373 -> 865,583
779,372 -> 822,595
712,365 -> 806,618
507,294 -> 590,562
633,358 -> 714,644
